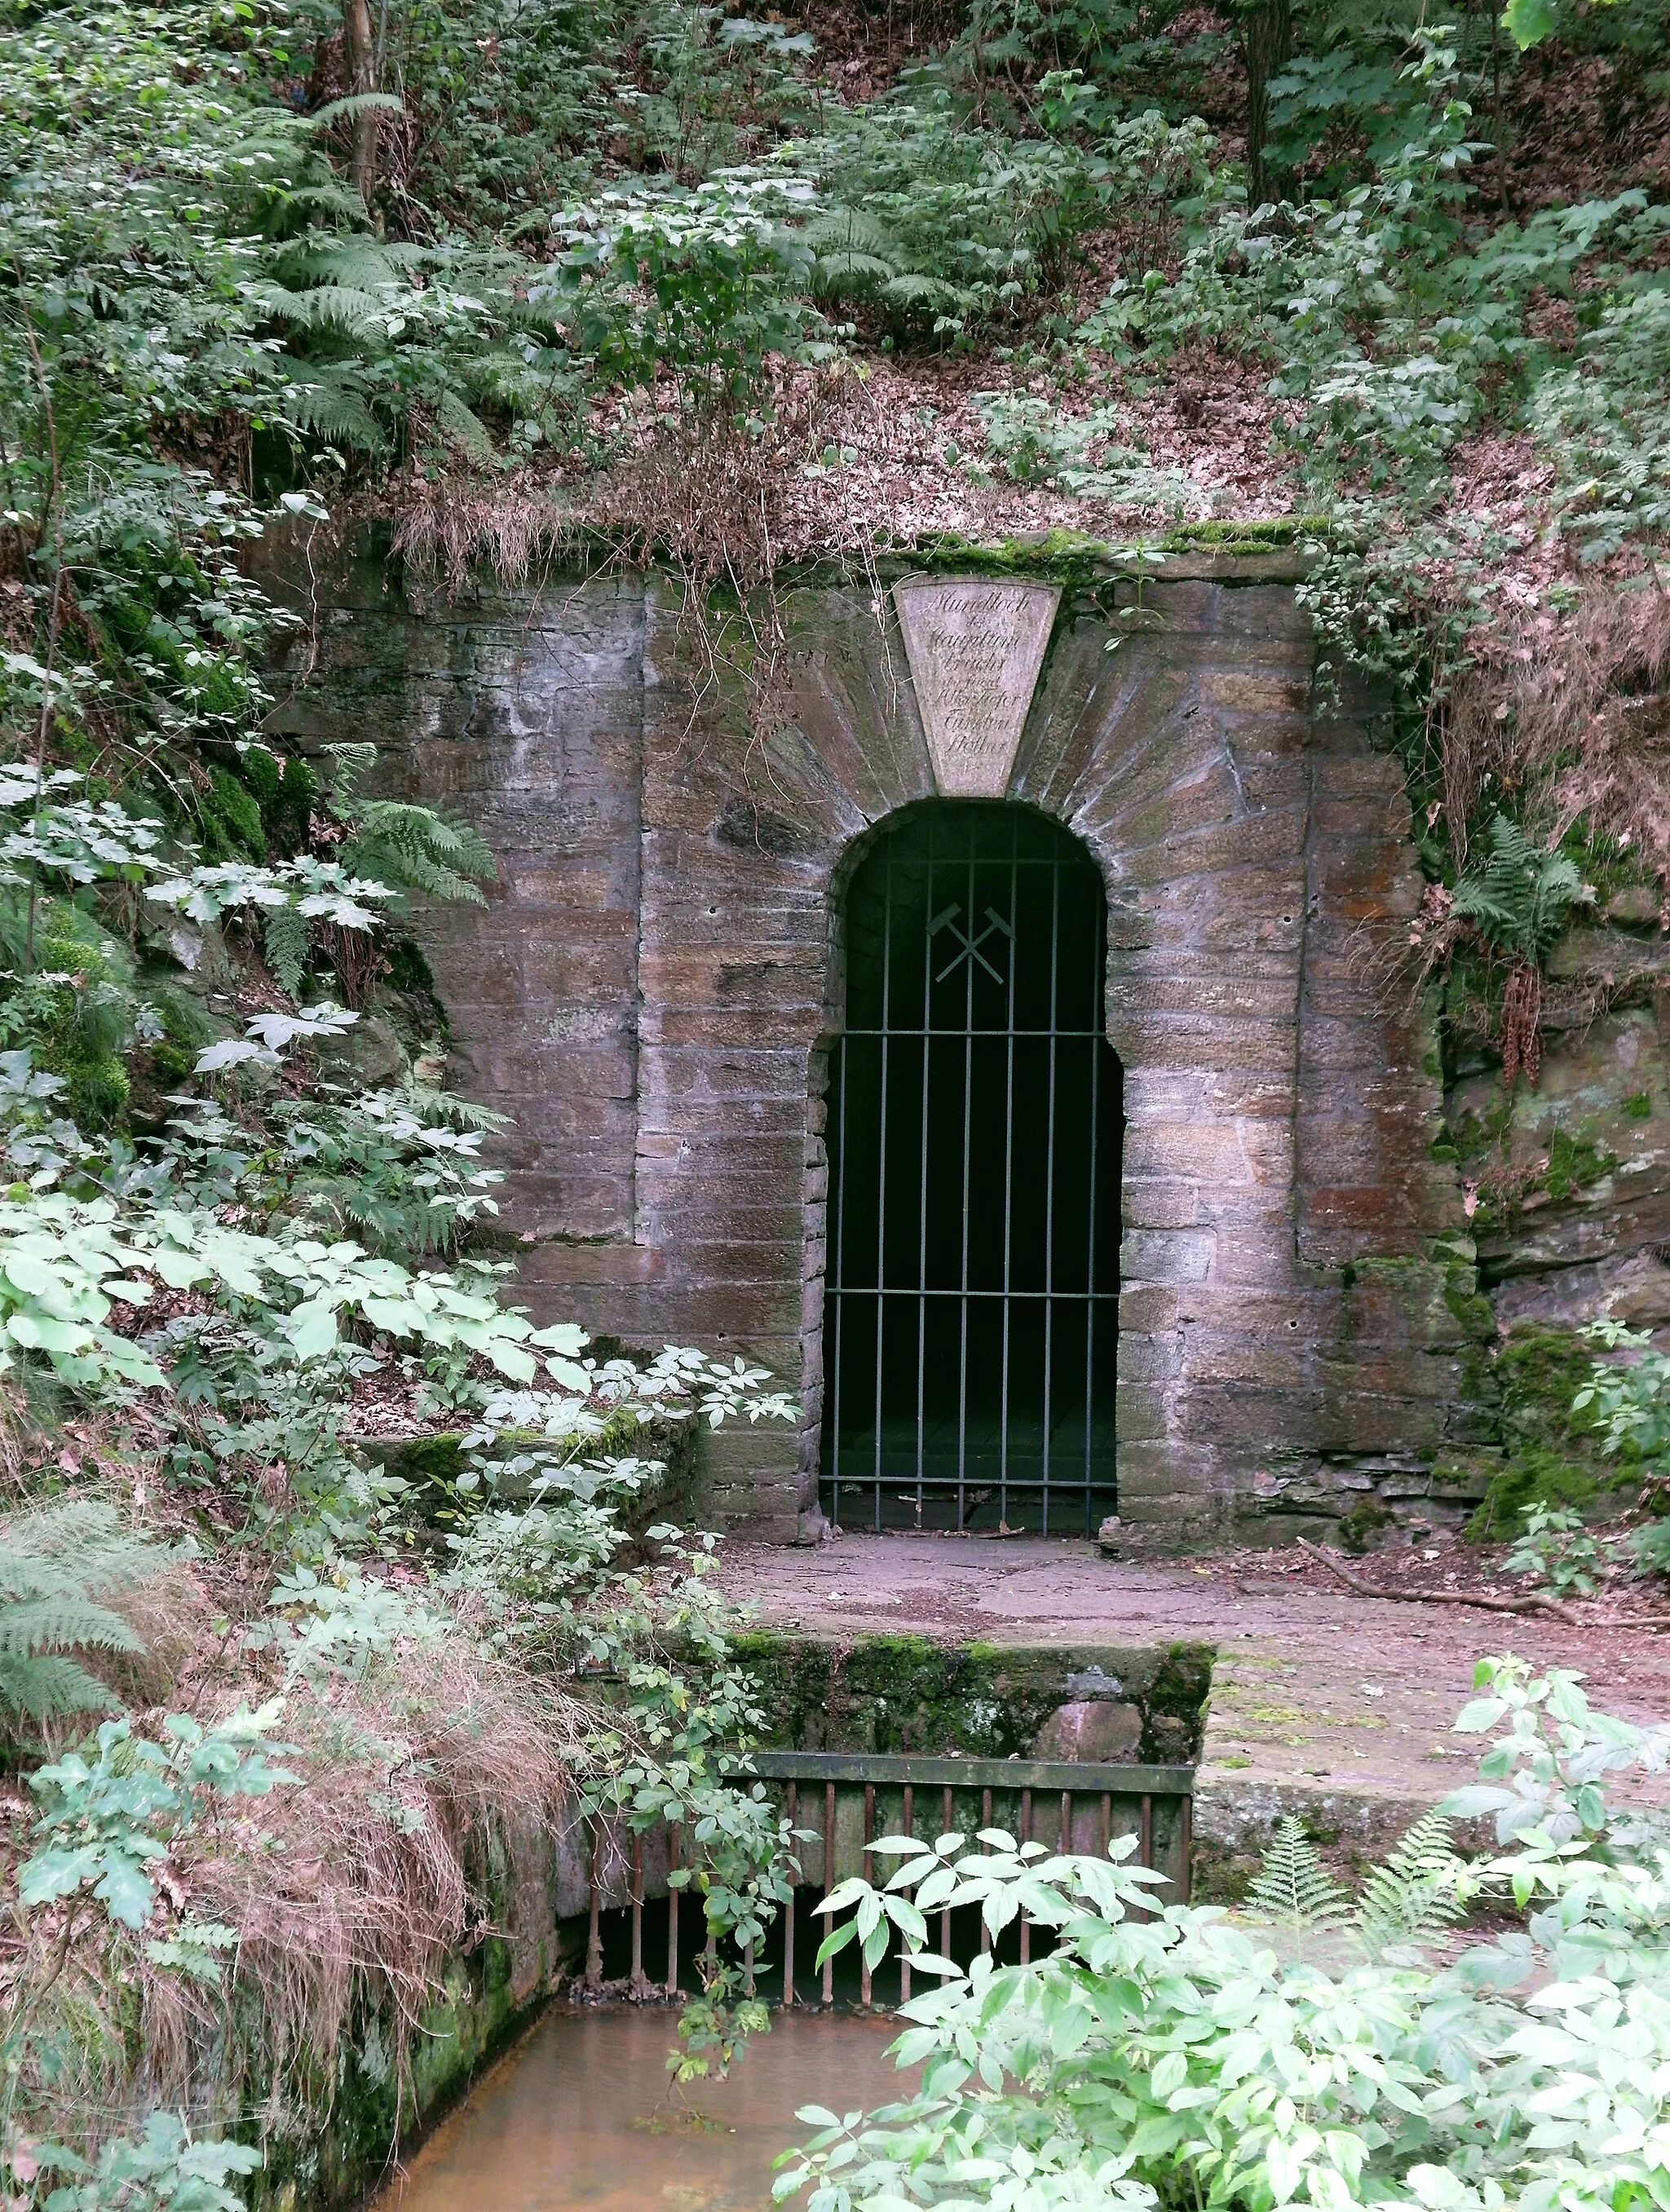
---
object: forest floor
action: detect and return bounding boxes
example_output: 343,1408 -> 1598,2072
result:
719,1530 -> 1670,1857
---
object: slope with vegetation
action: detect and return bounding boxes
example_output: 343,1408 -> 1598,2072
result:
1,0 -> 1668,2197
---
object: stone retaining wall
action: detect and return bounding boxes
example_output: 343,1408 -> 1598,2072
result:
266,541 -> 1487,1543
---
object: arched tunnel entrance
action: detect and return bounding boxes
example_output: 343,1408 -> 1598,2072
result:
820,802 -> 1124,1535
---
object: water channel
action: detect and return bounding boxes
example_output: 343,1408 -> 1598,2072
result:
378,2009 -> 918,2212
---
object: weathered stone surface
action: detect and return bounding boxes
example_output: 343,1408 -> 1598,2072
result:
263,547 -> 1473,1540
893,576 -> 1059,796
1032,1698 -> 1145,1760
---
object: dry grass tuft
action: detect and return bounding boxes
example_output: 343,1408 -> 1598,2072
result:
3,1612 -> 586,2158
1445,574 -> 1670,881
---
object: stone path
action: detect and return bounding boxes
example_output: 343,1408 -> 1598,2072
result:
719,1533 -> 1670,1884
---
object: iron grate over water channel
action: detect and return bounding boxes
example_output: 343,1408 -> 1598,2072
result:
581,1751 -> 1194,2011
821,803 -> 1125,1539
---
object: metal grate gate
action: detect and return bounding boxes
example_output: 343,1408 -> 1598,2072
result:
821,803 -> 1123,1534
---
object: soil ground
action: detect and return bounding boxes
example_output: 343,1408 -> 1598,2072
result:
718,1531 -> 1670,1879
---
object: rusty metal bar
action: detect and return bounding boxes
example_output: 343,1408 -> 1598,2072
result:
783,1782 -> 797,2010
860,1782 -> 875,2009
822,1780 -> 836,2007
667,1821 -> 681,1997
734,1752 -> 1194,1796
630,1830 -> 644,1993
1019,1786 -> 1032,1966
592,1822 -> 610,1999
899,1783 -> 913,2005
1099,1791 -> 1111,1859
744,1939 -> 754,1997
1059,1790 -> 1071,1852
1180,1795 -> 1192,1905
979,1786 -> 992,1956
941,1785 -> 953,1962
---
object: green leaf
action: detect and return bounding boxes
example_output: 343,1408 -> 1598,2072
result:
1502,0 -> 1557,45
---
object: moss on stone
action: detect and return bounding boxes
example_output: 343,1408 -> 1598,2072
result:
1464,1323 -> 1630,1538
731,1630 -> 1212,1764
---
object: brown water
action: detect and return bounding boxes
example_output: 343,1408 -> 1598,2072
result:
378,2011 -> 917,2212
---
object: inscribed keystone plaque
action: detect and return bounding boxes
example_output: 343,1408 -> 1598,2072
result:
893,577 -> 1060,797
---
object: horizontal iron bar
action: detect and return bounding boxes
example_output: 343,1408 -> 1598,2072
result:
727,1751 -> 1195,1796
842,1028 -> 1108,1039
828,1287 -> 1120,1300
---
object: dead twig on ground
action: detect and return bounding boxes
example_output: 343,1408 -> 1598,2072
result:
1295,1537 -> 1579,1626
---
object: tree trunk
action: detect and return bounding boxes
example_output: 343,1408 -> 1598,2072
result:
1244,0 -> 1291,210
342,0 -> 378,210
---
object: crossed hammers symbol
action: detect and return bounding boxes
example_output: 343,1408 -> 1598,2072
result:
929,901 -> 1014,985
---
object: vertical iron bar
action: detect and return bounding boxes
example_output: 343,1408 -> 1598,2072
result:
783,1782 -> 797,2010
916,815 -> 934,1524
979,1786 -> 992,1956
860,1782 -> 876,2009
822,1782 -> 836,2007
630,1830 -> 644,1993
899,1783 -> 913,2005
1180,1795 -> 1193,1905
1059,1790 -> 1072,1855
586,1818 -> 603,1991
1000,812 -> 1018,1529
1019,1784 -> 1032,1964
1099,1792 -> 1111,1861
830,1036 -> 848,1531
873,843 -> 894,1532
667,1821 -> 681,1998
956,833 -> 974,1530
941,1785 -> 953,1962
744,1938 -> 755,1997
1041,852 -> 1061,1534
1084,1008 -> 1100,1534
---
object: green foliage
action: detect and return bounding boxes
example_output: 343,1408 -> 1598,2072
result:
31,2111 -> 261,2212
1244,1817 -> 1350,1927
0,1501 -> 171,1737
20,1705 -> 296,1930
784,1658 -> 1670,2212
1354,1809 -> 1465,1955
1625,1517 -> 1670,1577
1575,1319 -> 1670,1486
783,95 -> 1123,338
1451,815 -> 1596,965
323,744 -> 497,910
1504,1502 -> 1602,1596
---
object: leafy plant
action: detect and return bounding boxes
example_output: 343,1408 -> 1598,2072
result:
1626,1518 -> 1670,1577
784,1658 -> 1670,2212
1451,814 -> 1596,965
0,1500 -> 174,1737
1504,1501 -> 1603,1596
1244,1817 -> 1349,1926
1575,1319 -> 1670,1486
20,1705 -> 296,1930
29,2110 -> 261,2212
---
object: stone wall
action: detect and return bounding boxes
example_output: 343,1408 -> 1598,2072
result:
266,538 -> 1482,1543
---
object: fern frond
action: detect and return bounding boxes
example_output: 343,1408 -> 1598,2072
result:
0,1501 -> 175,1737
1246,1817 -> 1350,1927
0,1499 -> 172,1600
0,1651 -> 119,1722
323,742 -> 378,815
343,803 -> 496,905
1356,1810 -> 1465,1955
431,387 -> 497,463
285,372 -> 387,454
0,1596 -> 145,1658
264,903 -> 313,997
